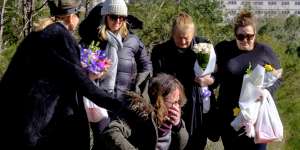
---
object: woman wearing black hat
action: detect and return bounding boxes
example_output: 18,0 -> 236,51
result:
0,0 -> 141,149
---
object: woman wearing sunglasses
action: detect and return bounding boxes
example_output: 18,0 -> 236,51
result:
81,0 -> 151,100
214,10 -> 282,150
78,0 -> 152,149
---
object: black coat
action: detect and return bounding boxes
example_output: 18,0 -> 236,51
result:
214,40 -> 282,124
151,37 -> 219,148
0,23 -> 127,150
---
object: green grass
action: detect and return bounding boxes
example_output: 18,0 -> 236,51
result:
0,44 -> 17,78
270,65 -> 300,150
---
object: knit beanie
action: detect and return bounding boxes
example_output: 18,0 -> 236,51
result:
101,0 -> 128,16
48,0 -> 83,16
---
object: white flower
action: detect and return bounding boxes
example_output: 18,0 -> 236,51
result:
192,43 -> 213,54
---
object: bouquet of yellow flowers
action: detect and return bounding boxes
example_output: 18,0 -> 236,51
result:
231,63 -> 283,143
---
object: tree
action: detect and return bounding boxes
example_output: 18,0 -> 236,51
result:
128,0 -> 226,47
22,0 -> 34,36
0,0 -> 7,51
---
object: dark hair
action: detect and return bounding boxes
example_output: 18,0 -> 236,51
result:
234,10 -> 256,34
148,73 -> 186,126
78,3 -> 103,46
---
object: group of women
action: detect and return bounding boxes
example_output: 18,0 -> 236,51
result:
0,0 -> 282,150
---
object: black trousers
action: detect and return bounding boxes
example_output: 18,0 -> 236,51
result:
221,125 -> 267,150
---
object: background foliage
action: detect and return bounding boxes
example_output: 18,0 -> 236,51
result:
0,0 -> 299,149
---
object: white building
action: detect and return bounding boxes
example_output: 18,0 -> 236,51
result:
223,0 -> 300,19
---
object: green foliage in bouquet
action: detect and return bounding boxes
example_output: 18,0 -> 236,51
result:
246,62 -> 252,74
196,52 -> 210,69
88,41 -> 101,52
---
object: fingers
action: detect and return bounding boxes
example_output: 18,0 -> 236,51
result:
168,106 -> 181,126
89,71 -> 105,80
194,74 -> 214,86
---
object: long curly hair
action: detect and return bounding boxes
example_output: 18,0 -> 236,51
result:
148,73 -> 187,127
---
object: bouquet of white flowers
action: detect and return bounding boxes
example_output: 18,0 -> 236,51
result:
231,64 -> 283,143
193,43 -> 216,113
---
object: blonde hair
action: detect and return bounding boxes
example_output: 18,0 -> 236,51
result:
33,17 -> 55,31
98,16 -> 128,41
33,14 -> 73,32
172,12 -> 195,35
234,10 -> 257,34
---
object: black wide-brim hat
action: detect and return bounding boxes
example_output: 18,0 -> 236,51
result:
48,0 -> 84,16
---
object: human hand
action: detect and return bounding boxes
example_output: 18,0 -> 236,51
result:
237,126 -> 246,136
257,88 -> 268,102
89,71 -> 105,81
88,58 -> 111,80
166,105 -> 181,126
194,74 -> 214,86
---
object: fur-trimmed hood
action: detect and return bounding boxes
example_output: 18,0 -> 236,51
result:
126,91 -> 153,120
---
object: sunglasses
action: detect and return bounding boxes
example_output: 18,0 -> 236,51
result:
236,33 -> 255,41
108,15 -> 126,21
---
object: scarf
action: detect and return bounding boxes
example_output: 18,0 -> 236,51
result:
99,31 -> 123,93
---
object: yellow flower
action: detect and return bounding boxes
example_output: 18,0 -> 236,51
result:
233,107 -> 240,117
264,64 -> 274,72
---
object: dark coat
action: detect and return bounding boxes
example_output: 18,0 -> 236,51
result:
101,112 -> 189,150
214,40 -> 282,125
0,23 -> 127,150
151,37 -> 219,148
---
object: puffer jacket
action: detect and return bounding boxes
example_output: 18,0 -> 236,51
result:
114,34 -> 152,98
78,2 -> 152,99
81,34 -> 152,99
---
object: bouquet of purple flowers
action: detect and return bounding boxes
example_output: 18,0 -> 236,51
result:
80,41 -> 110,75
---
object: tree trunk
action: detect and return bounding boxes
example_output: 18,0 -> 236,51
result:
22,0 -> 34,37
0,0 -> 7,52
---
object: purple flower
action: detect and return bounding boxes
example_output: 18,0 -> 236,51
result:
80,45 -> 108,74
